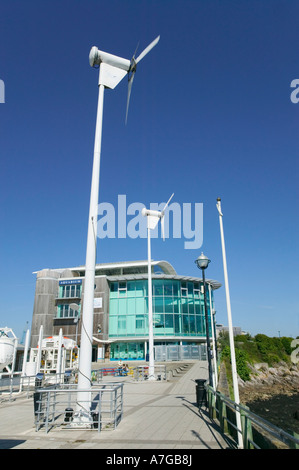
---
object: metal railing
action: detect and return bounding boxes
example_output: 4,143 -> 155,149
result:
0,372 -> 23,400
204,383 -> 299,449
92,364 -> 167,382
34,383 -> 123,433
154,344 -> 207,362
0,371 -> 77,401
133,364 -> 167,381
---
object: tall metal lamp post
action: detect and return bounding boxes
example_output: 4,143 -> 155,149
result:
195,252 -> 213,387
216,197 -> 243,448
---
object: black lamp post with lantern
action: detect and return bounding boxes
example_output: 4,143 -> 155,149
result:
195,252 -> 213,387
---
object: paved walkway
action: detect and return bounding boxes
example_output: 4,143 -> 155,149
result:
0,361 -> 233,449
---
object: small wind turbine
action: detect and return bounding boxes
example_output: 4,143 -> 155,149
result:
75,36 -> 160,426
89,35 -> 160,123
142,193 -> 174,380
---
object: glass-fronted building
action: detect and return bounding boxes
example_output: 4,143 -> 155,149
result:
31,260 -> 221,362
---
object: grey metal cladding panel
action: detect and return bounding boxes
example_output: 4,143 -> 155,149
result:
33,294 -> 56,315
30,314 -> 54,347
35,278 -> 59,295
81,276 -> 109,313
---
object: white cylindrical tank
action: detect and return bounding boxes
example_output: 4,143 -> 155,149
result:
0,336 -> 15,372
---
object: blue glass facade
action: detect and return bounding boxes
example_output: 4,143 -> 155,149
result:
32,260 -> 220,358
109,278 -> 213,361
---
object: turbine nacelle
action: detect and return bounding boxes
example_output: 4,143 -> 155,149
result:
142,193 -> 174,240
89,46 -> 130,71
89,36 -> 160,120
141,208 -> 162,218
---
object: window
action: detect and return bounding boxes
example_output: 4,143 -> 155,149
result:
118,317 -> 126,332
182,315 -> 190,335
153,314 -> 164,328
164,297 -> 174,313
189,315 -> 196,335
118,298 -> 127,315
174,315 -> 181,334
194,282 -> 200,298
136,315 -> 145,330
172,282 -> 179,296
60,283 -> 81,298
57,304 -> 80,318
195,300 -> 201,315
181,297 -> 188,314
118,282 -> 127,296
154,297 -> 164,313
196,315 -> 204,335
164,314 -> 174,330
153,280 -> 163,296
181,282 -> 187,297
164,282 -> 173,296
110,342 -> 145,361
110,282 -> 118,292
136,280 -> 147,297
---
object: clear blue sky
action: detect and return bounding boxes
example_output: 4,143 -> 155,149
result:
0,0 -> 298,340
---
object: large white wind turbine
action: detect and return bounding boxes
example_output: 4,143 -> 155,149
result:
74,36 -> 160,426
142,193 -> 174,380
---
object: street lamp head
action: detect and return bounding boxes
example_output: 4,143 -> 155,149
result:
195,252 -> 211,270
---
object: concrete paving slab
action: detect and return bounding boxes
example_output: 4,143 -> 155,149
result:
0,361 -> 233,449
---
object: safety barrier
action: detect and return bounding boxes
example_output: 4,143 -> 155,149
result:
204,383 -> 299,449
93,364 -> 167,382
0,371 -> 76,401
34,383 -> 123,433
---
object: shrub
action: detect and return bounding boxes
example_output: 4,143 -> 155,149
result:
254,334 -> 291,365
235,349 -> 250,381
220,345 -> 251,381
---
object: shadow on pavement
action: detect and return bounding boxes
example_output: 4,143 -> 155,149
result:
0,439 -> 26,449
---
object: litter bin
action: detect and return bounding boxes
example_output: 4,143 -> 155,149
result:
195,379 -> 207,408
64,408 -> 74,423
91,411 -> 99,429
35,372 -> 44,388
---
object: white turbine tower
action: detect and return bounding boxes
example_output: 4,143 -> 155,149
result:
142,193 -> 174,380
74,36 -> 160,426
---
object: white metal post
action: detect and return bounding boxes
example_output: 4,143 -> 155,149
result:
208,283 -> 218,389
216,198 -> 243,449
76,76 -> 105,416
57,328 -> 63,378
21,329 -> 30,375
20,329 -> 30,392
73,38 -> 160,423
147,220 -> 155,380
36,325 -> 43,374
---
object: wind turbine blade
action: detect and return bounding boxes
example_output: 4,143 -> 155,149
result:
125,73 -> 135,124
162,193 -> 174,214
135,35 -> 160,64
133,41 -> 140,59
